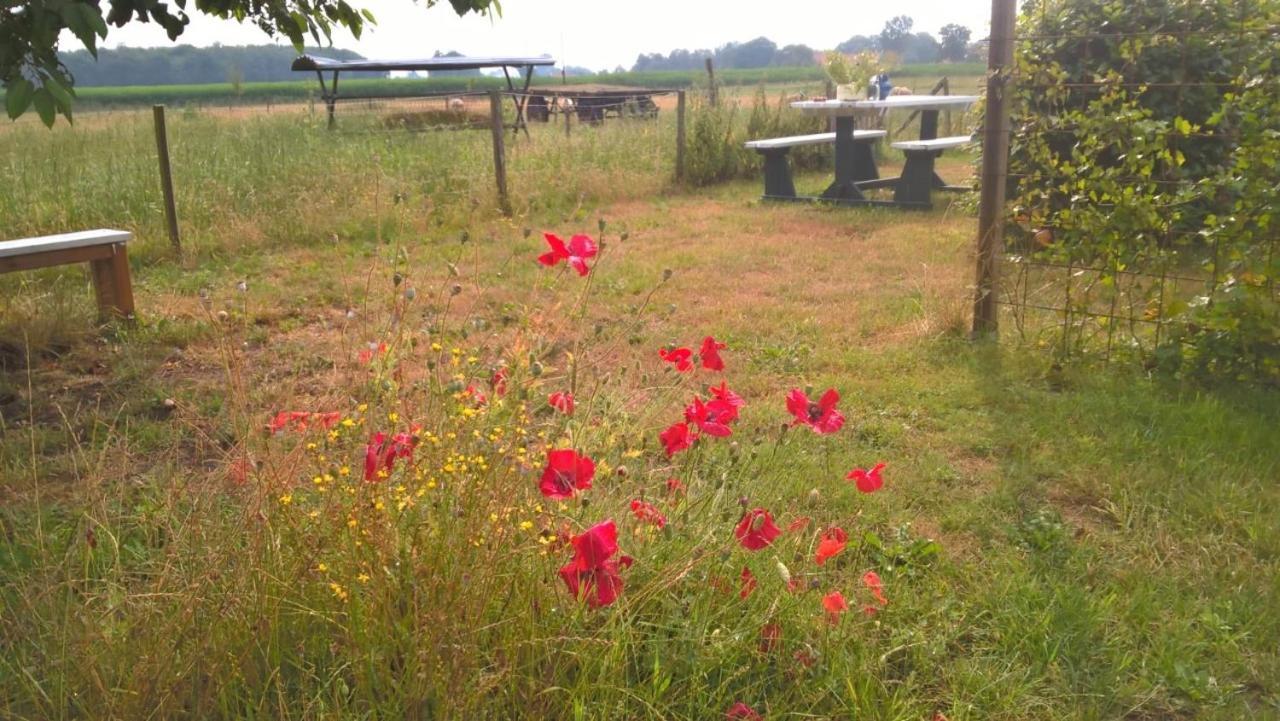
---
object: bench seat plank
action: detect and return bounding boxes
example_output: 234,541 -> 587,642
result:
890,136 -> 972,152
745,129 -> 886,150
0,229 -> 132,259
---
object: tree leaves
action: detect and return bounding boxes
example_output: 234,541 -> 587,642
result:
2,0 -> 500,125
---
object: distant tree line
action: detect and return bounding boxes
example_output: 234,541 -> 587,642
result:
59,45 -> 380,87
633,18 -> 981,72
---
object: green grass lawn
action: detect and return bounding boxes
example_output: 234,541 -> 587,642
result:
1,105 -> 1277,720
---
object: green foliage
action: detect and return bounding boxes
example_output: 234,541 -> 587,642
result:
684,89 -> 827,187
1007,0 -> 1280,383
0,0 -> 496,126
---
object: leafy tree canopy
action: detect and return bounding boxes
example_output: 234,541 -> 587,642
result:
2,0 -> 498,125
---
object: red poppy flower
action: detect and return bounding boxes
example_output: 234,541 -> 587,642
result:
815,527 -> 849,566
269,411 -> 308,434
363,431 -> 416,481
708,381 -> 746,411
629,499 -> 667,529
759,623 -> 782,654
665,477 -> 686,495
684,396 -> 735,437
822,590 -> 848,622
558,519 -> 633,608
659,422 -> 695,457
548,391 -> 575,415
659,346 -> 694,372
358,341 -> 388,365
735,508 -> 781,551
739,566 -> 757,599
490,367 -> 508,397
725,702 -> 762,721
537,232 -> 597,276
786,516 -> 812,533
700,336 -> 727,371
786,388 -> 845,434
862,570 -> 888,607
847,462 -> 886,493
539,449 -> 595,499
461,384 -> 487,406
315,412 -> 341,429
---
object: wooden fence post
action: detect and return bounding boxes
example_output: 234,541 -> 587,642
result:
675,90 -> 687,182
152,105 -> 181,252
704,58 -> 718,107
972,0 -> 1017,338
488,91 -> 512,216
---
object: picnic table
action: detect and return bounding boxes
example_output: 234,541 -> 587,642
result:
292,54 -> 556,132
791,95 -> 979,206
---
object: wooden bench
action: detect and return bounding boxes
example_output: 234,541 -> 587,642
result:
745,129 -> 887,199
0,229 -> 135,319
889,135 -> 972,205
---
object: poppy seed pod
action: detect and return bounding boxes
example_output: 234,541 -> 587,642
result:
522,227 -> 532,238
662,268 -> 673,281
808,488 -> 821,505
598,218 -> 607,232
404,287 -> 416,300
450,284 -> 462,296
530,361 -> 544,377
393,272 -> 403,286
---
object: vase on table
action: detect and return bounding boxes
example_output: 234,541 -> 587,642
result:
834,84 -> 859,100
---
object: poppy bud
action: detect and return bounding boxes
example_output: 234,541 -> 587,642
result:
459,231 -> 470,243
531,361 -> 544,377
808,578 -> 820,590
522,227 -> 532,238
738,496 -> 749,508
427,359 -> 437,370
450,284 -> 463,296
615,465 -> 628,478
662,268 -> 673,281
620,231 -> 629,241
598,218 -> 607,232
404,287 -> 417,300
776,561 -> 791,586
393,272 -> 403,286
808,488 -> 821,505
580,497 -> 590,508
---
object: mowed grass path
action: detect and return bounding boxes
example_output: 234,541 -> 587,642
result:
2,149 -> 1279,718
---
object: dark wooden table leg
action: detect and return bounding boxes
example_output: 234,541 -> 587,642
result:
759,149 -> 797,198
920,109 -> 939,140
894,150 -> 938,206
90,244 -> 135,319
821,116 -> 867,201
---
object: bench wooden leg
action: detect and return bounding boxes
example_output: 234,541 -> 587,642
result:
89,243 -> 135,320
758,148 -> 797,199
894,150 -> 939,207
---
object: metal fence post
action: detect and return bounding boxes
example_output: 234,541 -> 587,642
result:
152,105 -> 181,252
488,91 -> 512,216
675,90 -> 687,182
972,0 -> 1017,338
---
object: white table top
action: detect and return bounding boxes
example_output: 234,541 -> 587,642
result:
792,95 -> 979,116
0,229 -> 131,258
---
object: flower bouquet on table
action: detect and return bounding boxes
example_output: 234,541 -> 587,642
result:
823,51 -> 880,100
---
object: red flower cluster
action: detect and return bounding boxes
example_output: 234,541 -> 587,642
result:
363,431 -> 416,481
658,336 -> 729,373
847,462 -> 886,493
558,520 -> 632,608
814,527 -> 848,566
661,382 -> 745,456
629,499 -> 667,529
735,508 -> 781,551
725,702 -> 762,720
490,367 -> 508,397
786,388 -> 845,434
537,233 -> 598,276
548,391 -> 575,415
822,590 -> 849,623
268,411 -> 340,434
861,571 -> 889,615
357,341 -> 388,365
539,449 -> 595,500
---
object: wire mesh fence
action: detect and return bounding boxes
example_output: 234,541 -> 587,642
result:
988,0 -> 1279,379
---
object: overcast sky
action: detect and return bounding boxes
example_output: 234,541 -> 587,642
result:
95,0 -> 994,71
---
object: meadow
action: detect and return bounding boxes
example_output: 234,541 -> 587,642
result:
1,90 -> 1278,720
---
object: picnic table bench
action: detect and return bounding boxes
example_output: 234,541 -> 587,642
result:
745,130 -> 886,200
888,136 -> 973,204
0,229 -> 135,319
